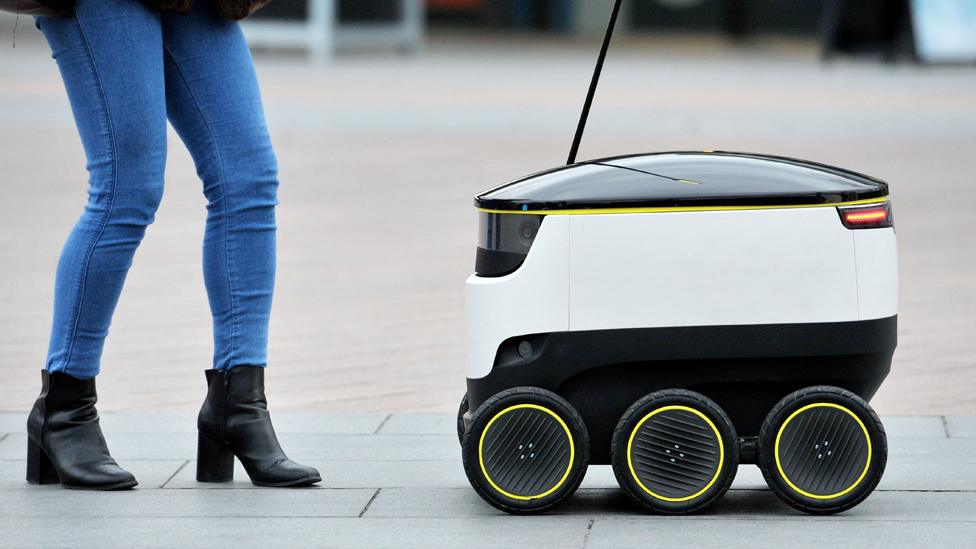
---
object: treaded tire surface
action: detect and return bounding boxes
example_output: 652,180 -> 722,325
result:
758,385 -> 887,515
461,387 -> 589,515
611,389 -> 738,514
457,393 -> 468,445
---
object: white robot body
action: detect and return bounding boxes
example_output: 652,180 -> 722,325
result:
465,152 -> 898,379
465,153 -> 897,380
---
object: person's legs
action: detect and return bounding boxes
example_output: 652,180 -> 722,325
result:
28,0 -> 166,490
161,4 -> 278,371
38,0 -> 168,379
161,4 -> 318,487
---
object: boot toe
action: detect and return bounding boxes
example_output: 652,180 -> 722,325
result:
251,460 -> 321,487
62,463 -> 138,491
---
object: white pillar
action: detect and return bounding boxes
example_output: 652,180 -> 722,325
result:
308,0 -> 335,62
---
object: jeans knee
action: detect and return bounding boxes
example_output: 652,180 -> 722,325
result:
108,132 -> 167,226
245,154 -> 278,203
209,146 -> 279,212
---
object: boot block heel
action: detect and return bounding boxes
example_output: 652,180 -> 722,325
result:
197,433 -> 235,483
26,439 -> 60,485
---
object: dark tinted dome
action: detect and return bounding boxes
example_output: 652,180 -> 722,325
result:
476,151 -> 888,212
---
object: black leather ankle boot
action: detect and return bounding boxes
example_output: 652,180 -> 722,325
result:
26,370 -> 138,490
197,366 -> 321,487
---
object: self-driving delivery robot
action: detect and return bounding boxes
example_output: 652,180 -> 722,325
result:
457,0 -> 897,517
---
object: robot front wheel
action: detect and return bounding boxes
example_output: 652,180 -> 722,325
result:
611,389 -> 740,514
758,385 -> 887,515
456,393 -> 469,445
460,387 -> 590,514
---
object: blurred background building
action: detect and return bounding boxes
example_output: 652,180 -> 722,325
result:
241,0 -> 975,62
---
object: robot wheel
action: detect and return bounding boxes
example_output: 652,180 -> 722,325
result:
456,392 -> 468,445
461,387 -> 590,514
758,385 -> 887,515
611,388 -> 739,514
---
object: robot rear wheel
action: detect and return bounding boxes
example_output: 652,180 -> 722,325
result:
461,387 -> 590,514
611,389 -> 739,514
758,385 -> 887,515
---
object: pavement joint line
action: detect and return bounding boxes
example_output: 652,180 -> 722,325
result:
581,518 -> 595,549
373,414 -> 392,435
358,488 -> 382,518
160,460 -> 190,489
942,415 -> 951,438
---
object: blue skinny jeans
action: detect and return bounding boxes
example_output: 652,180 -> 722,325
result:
37,0 -> 279,378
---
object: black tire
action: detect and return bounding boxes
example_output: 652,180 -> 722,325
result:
456,393 -> 469,445
461,387 -> 590,514
758,386 -> 887,515
611,389 -> 738,514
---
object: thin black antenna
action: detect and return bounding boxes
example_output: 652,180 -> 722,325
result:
567,0 -> 623,165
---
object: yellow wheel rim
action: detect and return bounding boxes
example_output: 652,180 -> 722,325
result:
478,403 -> 575,501
626,405 -> 725,502
774,402 -> 872,500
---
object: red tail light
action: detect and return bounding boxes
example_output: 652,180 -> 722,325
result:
838,202 -> 893,229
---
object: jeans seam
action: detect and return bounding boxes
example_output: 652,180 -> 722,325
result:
60,17 -> 120,377
163,44 -> 238,368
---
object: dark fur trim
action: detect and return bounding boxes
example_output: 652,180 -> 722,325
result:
144,0 -> 193,15
214,0 -> 269,20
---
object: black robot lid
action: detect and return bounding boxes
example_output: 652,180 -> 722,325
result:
475,151 -> 889,213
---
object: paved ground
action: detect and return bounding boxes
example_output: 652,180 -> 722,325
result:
1,26 -> 975,414
1,411 -> 974,548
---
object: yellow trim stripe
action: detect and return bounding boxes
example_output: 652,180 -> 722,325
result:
478,196 -> 888,216
478,404 -> 575,501
774,402 -> 872,500
627,405 -> 725,503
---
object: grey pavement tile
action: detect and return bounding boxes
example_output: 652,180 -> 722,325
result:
366,488 -> 636,518
0,412 -> 25,434
267,412 -> 389,434
0,459 -> 187,490
379,413 -> 455,435
882,415 -> 948,438
166,459 -> 469,490
0,516 -> 593,549
366,487 -> 976,522
714,490 -> 976,522
274,434 -> 459,461
586,516 -> 976,549
946,416 -> 976,438
0,432 -> 458,461
0,433 -> 196,460
879,437 -> 976,491
0,488 -> 375,518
